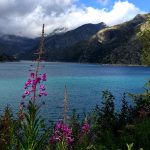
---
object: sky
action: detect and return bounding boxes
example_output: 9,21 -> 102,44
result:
0,0 -> 149,37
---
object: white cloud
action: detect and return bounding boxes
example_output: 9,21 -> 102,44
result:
0,0 -> 145,37
97,1 -> 145,25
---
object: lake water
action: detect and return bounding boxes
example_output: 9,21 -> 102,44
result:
0,61 -> 150,121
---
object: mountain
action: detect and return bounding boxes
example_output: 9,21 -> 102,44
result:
49,27 -> 68,36
20,22 -> 107,60
0,14 -> 150,64
46,13 -> 149,64
0,22 -> 106,60
0,34 -> 38,59
46,23 -> 106,49
89,14 -> 147,64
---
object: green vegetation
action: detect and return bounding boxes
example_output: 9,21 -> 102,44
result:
43,14 -> 148,64
0,85 -> 150,149
0,54 -> 16,62
139,16 -> 150,65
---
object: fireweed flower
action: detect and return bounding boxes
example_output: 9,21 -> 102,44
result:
30,72 -> 35,78
24,91 -> 30,95
50,122 -> 74,145
41,73 -> 46,81
20,24 -> 47,118
82,121 -> 90,134
24,79 -> 32,89
40,84 -> 45,91
22,72 -> 47,100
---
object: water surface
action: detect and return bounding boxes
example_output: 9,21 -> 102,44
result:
0,61 -> 149,121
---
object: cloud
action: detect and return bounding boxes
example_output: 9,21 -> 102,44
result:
99,1 -> 145,25
0,0 -> 145,37
0,0 -> 74,16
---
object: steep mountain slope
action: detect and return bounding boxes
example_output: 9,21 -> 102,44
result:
0,22 -> 106,60
139,15 -> 150,65
0,14 -> 150,64
20,22 -> 106,60
45,22 -> 106,50
52,13 -> 149,64
91,14 -> 147,64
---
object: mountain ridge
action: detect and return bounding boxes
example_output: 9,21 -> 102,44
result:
54,13 -> 149,64
0,14 -> 150,64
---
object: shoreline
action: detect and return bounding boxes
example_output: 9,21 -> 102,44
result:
18,60 -> 149,67
101,63 -> 148,67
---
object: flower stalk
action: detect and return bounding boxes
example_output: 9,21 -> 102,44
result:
21,24 -> 47,106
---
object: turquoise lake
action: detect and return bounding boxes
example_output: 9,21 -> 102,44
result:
0,61 -> 150,121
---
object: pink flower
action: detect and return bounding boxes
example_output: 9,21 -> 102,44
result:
50,122 -> 74,145
24,79 -> 31,89
40,84 -> 45,91
30,72 -> 35,78
32,80 -> 37,85
24,91 -> 30,95
82,122 -> 90,134
30,85 -> 36,92
41,73 -> 46,81
40,91 -> 48,96
22,70 -> 47,100
36,77 -> 41,83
